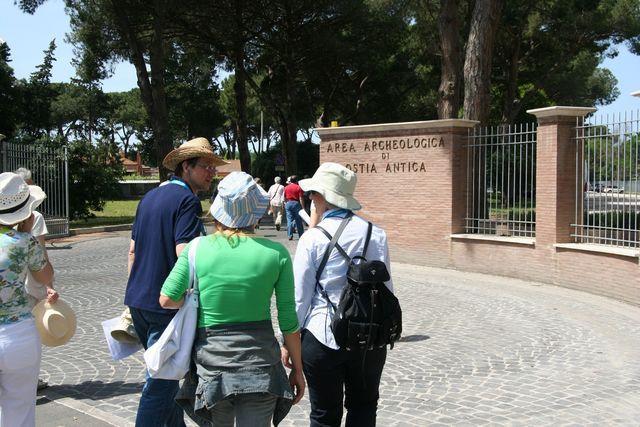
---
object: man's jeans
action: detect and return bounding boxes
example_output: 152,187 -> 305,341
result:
285,201 -> 304,238
302,330 -> 387,427
130,307 -> 186,427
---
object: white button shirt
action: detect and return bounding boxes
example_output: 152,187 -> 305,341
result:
293,210 -> 393,350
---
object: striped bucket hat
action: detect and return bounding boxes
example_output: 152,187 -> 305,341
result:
210,172 -> 269,229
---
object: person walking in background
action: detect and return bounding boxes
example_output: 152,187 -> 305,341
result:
0,172 -> 56,427
14,167 -> 57,391
284,175 -> 305,240
285,162 -> 393,427
267,176 -> 285,231
124,137 -> 226,427
254,177 -> 265,229
159,172 -> 304,426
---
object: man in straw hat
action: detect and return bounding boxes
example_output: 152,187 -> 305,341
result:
124,137 -> 226,427
0,172 -> 55,426
282,162 -> 393,427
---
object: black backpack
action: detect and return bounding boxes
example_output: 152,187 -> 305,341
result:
315,214 -> 402,351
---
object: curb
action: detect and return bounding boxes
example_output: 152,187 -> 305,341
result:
41,389 -> 131,427
68,217 -> 217,236
69,224 -> 133,235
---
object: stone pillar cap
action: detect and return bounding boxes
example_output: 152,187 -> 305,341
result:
314,119 -> 479,136
527,106 -> 596,118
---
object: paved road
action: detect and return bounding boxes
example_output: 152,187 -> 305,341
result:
37,227 -> 640,426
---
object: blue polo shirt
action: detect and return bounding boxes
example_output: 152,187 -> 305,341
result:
125,180 -> 203,313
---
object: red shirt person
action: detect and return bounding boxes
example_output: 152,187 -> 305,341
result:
284,176 -> 306,240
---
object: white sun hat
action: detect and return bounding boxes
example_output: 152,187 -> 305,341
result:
0,172 -> 46,225
299,163 -> 361,210
32,299 -> 77,347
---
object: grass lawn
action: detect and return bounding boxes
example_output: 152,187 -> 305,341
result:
70,199 -> 212,229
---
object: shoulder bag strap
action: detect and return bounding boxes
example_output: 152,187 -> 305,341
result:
314,212 -> 353,310
187,236 -> 203,294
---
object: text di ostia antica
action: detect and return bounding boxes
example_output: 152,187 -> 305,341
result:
324,136 -> 445,173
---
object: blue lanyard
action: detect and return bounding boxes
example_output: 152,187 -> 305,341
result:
168,178 -> 190,191
167,179 -> 206,236
322,208 -> 350,220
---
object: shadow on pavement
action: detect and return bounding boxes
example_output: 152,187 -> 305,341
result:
398,334 -> 430,343
47,244 -> 73,250
42,380 -> 142,401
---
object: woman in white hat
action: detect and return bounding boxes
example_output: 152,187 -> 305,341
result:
159,171 -> 304,427
0,172 -> 55,426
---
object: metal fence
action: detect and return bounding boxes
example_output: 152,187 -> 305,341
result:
465,123 -> 537,237
1,142 -> 69,238
573,110 -> 640,248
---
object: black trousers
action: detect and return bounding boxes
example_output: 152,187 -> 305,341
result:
302,330 -> 387,427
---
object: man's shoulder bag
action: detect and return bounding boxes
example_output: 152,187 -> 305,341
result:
315,215 -> 402,351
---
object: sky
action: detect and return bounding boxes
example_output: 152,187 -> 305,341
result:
1,0 -> 639,118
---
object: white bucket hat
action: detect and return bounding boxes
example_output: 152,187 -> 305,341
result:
0,172 -> 46,225
209,171 -> 270,228
32,299 -> 77,347
110,307 -> 139,344
299,163 -> 361,210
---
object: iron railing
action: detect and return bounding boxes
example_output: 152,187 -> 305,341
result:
465,123 -> 537,237
573,111 -> 640,248
2,142 -> 69,238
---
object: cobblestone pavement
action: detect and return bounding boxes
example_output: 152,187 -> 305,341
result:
37,227 -> 640,426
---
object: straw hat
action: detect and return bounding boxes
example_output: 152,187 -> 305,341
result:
209,171 -> 269,228
299,163 -> 361,210
32,299 -> 77,347
0,172 -> 46,225
162,137 -> 228,170
110,308 -> 139,344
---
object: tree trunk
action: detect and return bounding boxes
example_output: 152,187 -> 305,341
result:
501,41 -> 521,124
437,0 -> 462,119
282,0 -> 297,176
111,0 -> 172,176
149,4 -> 172,178
463,0 -> 503,124
281,103 -> 298,176
233,46 -> 251,173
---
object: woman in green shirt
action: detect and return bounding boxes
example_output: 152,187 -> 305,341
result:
160,171 -> 304,427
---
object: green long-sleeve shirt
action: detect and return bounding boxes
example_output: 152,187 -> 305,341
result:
161,233 -> 299,334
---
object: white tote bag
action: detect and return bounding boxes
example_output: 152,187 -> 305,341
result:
144,237 -> 202,380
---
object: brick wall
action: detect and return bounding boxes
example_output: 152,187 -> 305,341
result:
319,121 -> 475,267
317,113 -> 640,307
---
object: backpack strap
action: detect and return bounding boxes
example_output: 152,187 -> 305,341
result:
315,226 -> 350,261
314,212 -> 353,311
361,221 -> 373,259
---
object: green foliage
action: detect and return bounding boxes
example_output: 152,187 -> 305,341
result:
106,89 -> 148,156
0,41 -> 18,138
584,131 -> 640,181
490,0 -> 639,123
15,0 -> 640,175
165,47 -> 225,143
67,138 -> 123,220
584,211 -> 639,229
